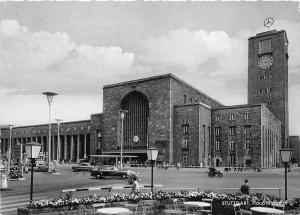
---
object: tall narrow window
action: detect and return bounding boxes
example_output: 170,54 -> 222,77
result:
183,124 -> 189,135
215,140 -> 220,150
229,140 -> 236,150
229,155 -> 236,165
229,126 -> 236,135
244,113 -> 249,120
230,114 -> 234,120
184,95 -> 187,104
183,155 -> 188,166
183,138 -> 188,148
215,115 -> 220,121
244,125 -> 251,134
215,127 -> 221,136
245,140 -> 251,150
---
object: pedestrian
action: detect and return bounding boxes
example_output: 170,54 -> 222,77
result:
130,175 -> 140,195
240,179 -> 250,195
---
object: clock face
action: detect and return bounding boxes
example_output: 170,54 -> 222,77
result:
258,55 -> 273,69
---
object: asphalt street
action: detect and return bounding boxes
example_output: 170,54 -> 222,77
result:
1,165 -> 300,215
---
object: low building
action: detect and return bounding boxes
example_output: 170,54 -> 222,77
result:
0,119 -> 96,163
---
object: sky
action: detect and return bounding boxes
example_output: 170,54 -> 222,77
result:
0,2 -> 300,135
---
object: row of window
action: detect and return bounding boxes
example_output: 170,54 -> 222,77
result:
215,113 -> 249,121
215,125 -> 251,136
259,88 -> 272,93
215,140 -> 251,150
259,75 -> 272,80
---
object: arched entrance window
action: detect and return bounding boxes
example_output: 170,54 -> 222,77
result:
120,91 -> 149,150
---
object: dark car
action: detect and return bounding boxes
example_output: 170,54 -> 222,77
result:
90,166 -> 130,179
207,167 -> 223,178
72,162 -> 93,172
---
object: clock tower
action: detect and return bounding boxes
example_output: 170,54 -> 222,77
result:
248,29 -> 289,147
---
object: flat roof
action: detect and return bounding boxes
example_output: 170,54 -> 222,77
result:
103,73 -> 223,106
0,120 -> 91,130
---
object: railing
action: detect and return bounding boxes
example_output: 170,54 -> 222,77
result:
61,184 -> 163,193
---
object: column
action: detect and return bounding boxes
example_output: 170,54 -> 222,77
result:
84,134 -> 87,159
70,135 -> 74,162
57,135 -> 60,161
41,136 -> 44,153
64,135 -> 67,161
77,135 -> 80,161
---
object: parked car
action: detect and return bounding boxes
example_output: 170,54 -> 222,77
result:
36,162 -> 55,172
90,166 -> 131,179
72,162 -> 93,172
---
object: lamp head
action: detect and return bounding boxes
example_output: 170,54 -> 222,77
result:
120,110 -> 128,119
55,119 -> 63,125
25,142 -> 42,159
279,148 -> 292,163
147,147 -> 158,161
42,92 -> 58,104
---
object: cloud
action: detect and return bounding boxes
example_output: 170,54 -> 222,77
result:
0,19 -> 135,95
139,28 -> 250,79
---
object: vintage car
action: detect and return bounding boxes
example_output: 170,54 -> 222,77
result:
72,162 -> 93,172
36,162 -> 55,172
90,166 -> 131,179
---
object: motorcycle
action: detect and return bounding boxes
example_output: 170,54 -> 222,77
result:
207,167 -> 223,178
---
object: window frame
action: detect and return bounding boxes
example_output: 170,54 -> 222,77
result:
229,126 -> 236,135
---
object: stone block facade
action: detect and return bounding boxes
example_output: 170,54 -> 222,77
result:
248,30 -> 289,147
102,74 -> 222,164
173,103 -> 211,166
211,104 -> 281,168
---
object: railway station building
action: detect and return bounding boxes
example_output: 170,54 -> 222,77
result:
0,29 -> 295,169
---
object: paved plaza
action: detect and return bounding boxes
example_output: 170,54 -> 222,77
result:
1,165 -> 300,214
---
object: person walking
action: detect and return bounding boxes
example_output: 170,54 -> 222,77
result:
130,175 -> 140,195
240,179 -> 250,195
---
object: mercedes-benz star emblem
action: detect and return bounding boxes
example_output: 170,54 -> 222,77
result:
264,17 -> 274,30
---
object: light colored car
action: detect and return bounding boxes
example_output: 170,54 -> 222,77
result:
36,162 -> 55,172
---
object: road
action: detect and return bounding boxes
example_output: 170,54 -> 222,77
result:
1,165 -> 300,214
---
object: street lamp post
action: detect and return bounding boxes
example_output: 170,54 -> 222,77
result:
17,141 -> 24,179
25,142 -> 42,203
8,125 -> 13,178
147,147 -> 158,193
55,119 -> 63,162
279,148 -> 292,200
42,92 -> 57,173
120,110 -> 128,169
